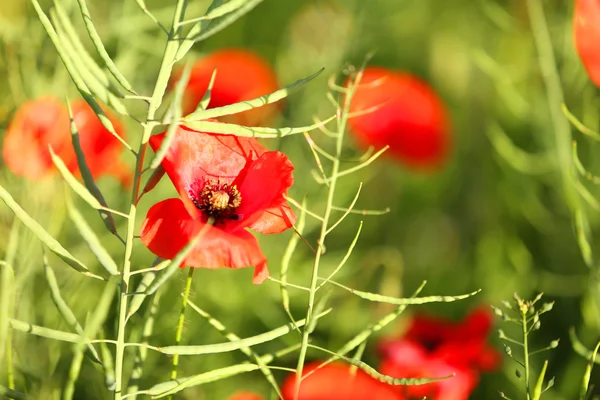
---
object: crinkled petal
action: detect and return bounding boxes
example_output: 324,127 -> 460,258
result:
140,198 -> 268,284
248,204 -> 296,234
148,124 -> 266,217
234,151 -> 294,229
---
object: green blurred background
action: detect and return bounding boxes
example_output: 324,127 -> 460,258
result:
2,0 -> 600,398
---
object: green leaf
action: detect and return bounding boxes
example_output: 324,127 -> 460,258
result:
184,68 -> 324,121
49,147 -> 102,209
182,115 -> 335,139
65,194 -> 119,275
328,280 -> 480,306
532,360 -> 548,400
66,100 -> 122,237
0,184 -> 101,280
157,308 -> 330,355
580,339 -> 600,400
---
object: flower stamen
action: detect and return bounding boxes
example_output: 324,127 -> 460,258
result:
190,178 -> 242,222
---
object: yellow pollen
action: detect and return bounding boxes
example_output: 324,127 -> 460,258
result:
211,191 -> 230,211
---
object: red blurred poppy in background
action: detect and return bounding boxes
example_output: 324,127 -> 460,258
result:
140,123 -> 296,284
226,391 -> 265,400
346,67 -> 450,171
177,48 -> 280,126
574,0 -> 600,87
281,362 -> 402,400
2,96 -> 131,186
378,307 -> 501,400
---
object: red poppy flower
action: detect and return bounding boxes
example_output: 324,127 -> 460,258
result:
226,392 -> 264,400
177,48 -> 280,126
346,67 -> 450,170
378,307 -> 501,400
574,0 -> 600,87
281,362 -> 402,400
140,124 -> 296,284
2,97 -> 131,186
379,341 -> 477,400
3,97 -> 71,179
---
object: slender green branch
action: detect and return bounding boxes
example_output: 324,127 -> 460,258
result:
168,267 -> 195,399
113,1 -> 188,398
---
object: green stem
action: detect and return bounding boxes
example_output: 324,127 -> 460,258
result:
112,1 -> 188,399
294,71 -> 360,400
6,330 -> 14,390
522,308 -> 531,400
525,0 -> 578,212
169,267 -> 195,387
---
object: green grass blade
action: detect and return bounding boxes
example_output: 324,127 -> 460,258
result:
73,0 -> 136,93
65,193 -> 120,276
181,115 -> 335,139
184,68 -> 324,121
0,262 -> 15,364
580,341 -> 600,400
0,184 -> 100,280
157,309 -> 330,355
0,385 -> 28,399
532,360 -> 548,400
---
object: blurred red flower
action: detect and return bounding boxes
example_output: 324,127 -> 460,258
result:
574,0 -> 600,87
346,67 -> 450,170
140,124 -> 296,284
177,48 -> 280,126
226,391 -> 265,400
281,362 -> 402,400
378,307 -> 501,400
2,97 -> 131,186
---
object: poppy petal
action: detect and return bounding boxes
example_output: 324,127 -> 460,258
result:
248,204 -> 297,234
140,198 -> 268,284
234,151 -> 295,229
281,362 -> 401,400
3,97 -> 71,179
148,125 -> 266,217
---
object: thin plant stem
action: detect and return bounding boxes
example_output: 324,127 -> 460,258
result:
112,1 -> 188,399
522,308 -> 531,400
293,70 -> 362,400
6,331 -> 14,390
168,267 -> 195,395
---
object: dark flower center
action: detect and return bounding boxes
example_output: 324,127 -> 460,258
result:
190,178 -> 242,221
